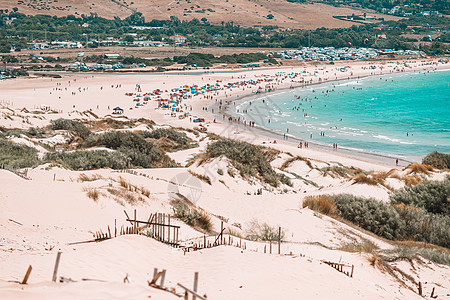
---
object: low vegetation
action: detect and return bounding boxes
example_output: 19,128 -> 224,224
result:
304,186 -> 450,249
384,245 -> 450,266
172,202 -> 212,233
50,118 -> 91,139
302,195 -> 338,216
245,220 -> 285,242
77,173 -> 104,182
106,187 -> 146,205
281,155 -> 313,170
188,170 -> 212,185
142,128 -> 197,152
46,150 -> 131,170
83,187 -> 99,201
405,163 -> 434,175
352,172 -> 387,186
339,240 -> 378,254
0,139 -> 40,168
82,131 -> 177,168
205,138 -> 290,187
422,151 -> 450,170
390,177 -> 450,215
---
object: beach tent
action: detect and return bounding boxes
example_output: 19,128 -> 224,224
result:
112,107 -> 124,115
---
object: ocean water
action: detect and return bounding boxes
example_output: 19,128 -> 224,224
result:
235,70 -> 450,158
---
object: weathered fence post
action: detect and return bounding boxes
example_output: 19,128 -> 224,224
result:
52,251 -> 62,282
160,269 -> 166,288
418,282 -> 422,296
220,221 -> 223,245
134,209 -> 137,234
21,265 -> 32,284
193,272 -> 199,300
278,226 -> 281,255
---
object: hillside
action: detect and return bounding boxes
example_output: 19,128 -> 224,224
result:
0,0 -> 400,29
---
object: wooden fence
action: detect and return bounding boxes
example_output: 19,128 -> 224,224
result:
126,210 -> 180,246
322,260 -> 354,278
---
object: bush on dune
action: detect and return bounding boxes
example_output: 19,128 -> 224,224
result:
46,150 -> 130,170
142,128 -> 196,151
394,203 -> 450,248
82,131 -> 176,168
0,139 -> 40,168
50,118 -> 91,139
390,177 -> 450,215
309,187 -> 450,249
332,194 -> 405,240
422,151 -> 450,170
205,139 -> 290,187
172,202 -> 212,233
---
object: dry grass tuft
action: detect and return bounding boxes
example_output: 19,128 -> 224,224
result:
118,176 -> 132,190
172,202 -> 213,233
281,156 -> 313,170
77,173 -> 103,182
106,187 -> 145,205
227,228 -> 243,238
339,240 -> 378,254
245,220 -> 285,242
352,172 -> 387,186
171,193 -> 213,233
302,195 -> 338,216
140,187 -> 150,197
402,175 -> 422,186
405,163 -> 434,175
116,177 -> 150,196
188,169 -> 211,185
83,187 -> 99,201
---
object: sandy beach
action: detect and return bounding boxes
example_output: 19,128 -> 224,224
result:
1,58 -> 449,299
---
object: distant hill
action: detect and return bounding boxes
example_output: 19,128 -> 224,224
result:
0,0 -> 400,29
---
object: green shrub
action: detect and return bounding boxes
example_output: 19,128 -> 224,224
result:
328,192 -> 450,248
279,173 -> 293,187
205,139 -> 287,187
384,246 -> 450,266
217,168 -> 224,175
422,151 -> 450,169
394,203 -> 450,248
82,131 -> 176,168
50,118 -> 91,139
0,139 -> 40,168
141,128 -> 195,151
390,177 -> 450,215
172,203 -> 212,233
331,194 -> 405,240
45,150 -> 130,170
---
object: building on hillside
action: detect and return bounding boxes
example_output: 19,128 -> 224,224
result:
50,41 -> 83,49
133,41 -> 169,47
170,35 -> 187,44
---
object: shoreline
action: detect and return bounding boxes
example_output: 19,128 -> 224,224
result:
206,63 -> 450,167
1,58 -> 449,170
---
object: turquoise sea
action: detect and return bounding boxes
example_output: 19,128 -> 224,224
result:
235,70 -> 450,158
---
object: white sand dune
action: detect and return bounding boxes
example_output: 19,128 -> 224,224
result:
1,58 -> 449,299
